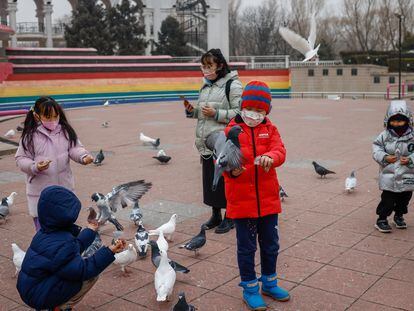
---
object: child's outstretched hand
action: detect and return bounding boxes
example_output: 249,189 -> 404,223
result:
400,156 -> 410,165
232,167 -> 246,177
82,155 -> 94,165
87,220 -> 99,231
385,155 -> 398,163
37,160 -> 52,171
259,156 -> 274,172
109,239 -> 126,254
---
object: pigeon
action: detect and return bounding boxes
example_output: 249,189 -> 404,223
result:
16,125 -> 24,132
114,243 -> 137,276
279,186 -> 288,202
82,231 -> 103,258
101,121 -> 110,128
140,132 -> 160,148
179,227 -> 206,256
103,100 -> 110,106
149,241 -> 190,274
134,221 -> 149,259
4,129 -> 15,138
129,202 -> 143,225
154,250 -> 176,302
148,214 -> 177,241
153,149 -> 171,164
157,230 -> 169,252
345,171 -> 357,193
91,193 -> 124,231
0,192 -> 17,223
86,206 -> 98,224
172,292 -> 196,311
312,161 -> 336,178
93,149 -> 105,166
11,243 -> 25,277
279,12 -> 320,62
205,126 -> 243,191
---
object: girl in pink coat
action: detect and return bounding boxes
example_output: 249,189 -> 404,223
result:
15,97 -> 94,231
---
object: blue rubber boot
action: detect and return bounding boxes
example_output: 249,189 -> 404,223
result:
239,279 -> 267,310
259,274 -> 290,301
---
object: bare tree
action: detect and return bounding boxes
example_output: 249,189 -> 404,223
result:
229,0 -> 242,56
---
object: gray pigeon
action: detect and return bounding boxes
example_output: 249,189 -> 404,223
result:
93,149 -> 105,166
0,192 -> 17,223
91,193 -> 124,231
179,227 -> 206,256
205,126 -> 243,191
312,161 -> 336,178
153,155 -> 171,164
101,121 -> 110,128
135,221 -> 149,258
172,292 -> 196,311
130,202 -> 143,225
279,186 -> 288,202
149,241 -> 190,274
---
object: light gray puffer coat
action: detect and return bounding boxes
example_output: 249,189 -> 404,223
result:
190,71 -> 242,156
372,100 -> 414,192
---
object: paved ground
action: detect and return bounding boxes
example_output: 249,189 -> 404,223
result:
1,98 -> 414,311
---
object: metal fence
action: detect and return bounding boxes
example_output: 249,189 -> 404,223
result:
15,22 -> 64,36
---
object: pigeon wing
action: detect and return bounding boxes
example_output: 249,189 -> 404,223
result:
108,180 -> 152,212
205,130 -> 225,153
225,141 -> 243,170
308,12 -> 317,49
279,27 -> 311,56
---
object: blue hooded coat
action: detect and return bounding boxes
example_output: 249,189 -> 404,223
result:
17,186 -> 115,309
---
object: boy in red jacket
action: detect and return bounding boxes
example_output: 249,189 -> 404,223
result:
224,81 -> 289,310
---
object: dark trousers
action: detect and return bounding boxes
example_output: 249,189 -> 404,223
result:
376,190 -> 412,219
201,156 -> 226,209
234,214 -> 279,282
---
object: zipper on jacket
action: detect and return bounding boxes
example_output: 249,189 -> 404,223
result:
250,127 -> 261,217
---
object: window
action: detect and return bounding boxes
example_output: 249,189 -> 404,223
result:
351,68 -> 358,76
337,68 -> 343,76
389,76 -> 395,84
374,76 -> 380,84
308,69 -> 314,77
323,69 -> 329,76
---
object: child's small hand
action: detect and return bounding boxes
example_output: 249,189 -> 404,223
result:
37,160 -> 51,171
231,167 -> 246,177
385,155 -> 398,163
82,155 -> 94,165
109,239 -> 126,254
400,156 -> 410,165
259,156 -> 274,172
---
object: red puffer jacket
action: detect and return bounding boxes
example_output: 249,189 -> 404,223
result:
224,115 -> 286,219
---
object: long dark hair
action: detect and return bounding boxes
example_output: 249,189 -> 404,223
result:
201,49 -> 231,80
21,96 -> 78,153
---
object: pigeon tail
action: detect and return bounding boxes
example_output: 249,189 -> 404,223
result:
108,218 -> 124,231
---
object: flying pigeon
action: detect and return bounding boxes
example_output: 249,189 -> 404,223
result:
279,12 -> 320,62
279,186 -> 288,202
103,100 -> 110,106
134,221 -> 149,259
149,241 -> 190,274
153,149 -> 171,164
114,243 -> 137,276
0,192 -> 17,223
101,121 -> 110,128
148,214 -> 177,241
11,243 -> 25,278
157,230 -> 169,252
130,202 -> 143,226
4,129 -> 15,138
140,132 -> 160,148
172,292 -> 196,311
93,149 -> 105,166
154,250 -> 176,302
345,171 -> 357,192
312,161 -> 336,178
205,126 -> 243,191
179,227 -> 206,256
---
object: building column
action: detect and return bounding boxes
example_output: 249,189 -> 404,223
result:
206,0 -> 229,59
43,0 -> 53,47
143,7 -> 153,55
6,0 -> 17,47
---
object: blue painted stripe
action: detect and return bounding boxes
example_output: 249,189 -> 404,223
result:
244,85 -> 271,94
241,95 -> 272,105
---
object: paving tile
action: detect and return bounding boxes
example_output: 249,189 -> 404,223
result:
306,228 -> 366,248
311,200 -> 360,216
277,254 -> 324,283
96,298 -> 150,310
289,211 -> 341,227
279,220 -> 324,239
191,291 -> 248,311
0,294 -> 20,310
353,235 -> 414,257
362,278 -> 414,310
282,240 -> 346,264
347,299 -> 400,311
384,259 -> 414,283
330,249 -> 399,276
327,216 -> 376,235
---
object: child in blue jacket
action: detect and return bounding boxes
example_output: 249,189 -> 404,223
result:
17,185 -> 125,310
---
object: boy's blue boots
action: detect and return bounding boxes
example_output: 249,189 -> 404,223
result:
259,274 -> 290,301
239,279 -> 267,310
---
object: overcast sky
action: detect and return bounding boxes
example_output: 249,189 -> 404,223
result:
16,0 -> 342,23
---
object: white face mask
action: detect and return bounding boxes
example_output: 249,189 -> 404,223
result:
241,109 -> 265,127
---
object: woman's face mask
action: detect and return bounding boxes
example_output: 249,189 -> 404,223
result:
200,64 -> 219,81
241,109 -> 265,127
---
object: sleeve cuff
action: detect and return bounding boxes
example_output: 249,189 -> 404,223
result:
31,162 -> 39,175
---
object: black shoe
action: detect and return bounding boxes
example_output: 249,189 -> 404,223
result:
394,215 -> 407,229
202,208 -> 222,230
375,219 -> 392,233
214,216 -> 234,234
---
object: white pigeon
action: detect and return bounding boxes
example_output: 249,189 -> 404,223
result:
139,132 -> 160,148
156,231 -> 169,252
11,243 -> 25,277
157,149 -> 167,157
0,192 -> 17,223
114,244 -> 137,276
148,214 -> 177,241
4,129 -> 16,138
154,250 -> 176,302
103,100 -> 110,106
279,12 -> 320,62
345,171 -> 357,193
101,121 -> 110,128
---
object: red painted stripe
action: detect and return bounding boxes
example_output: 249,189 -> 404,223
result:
238,69 -> 290,76
8,55 -> 173,60
12,62 -> 248,68
6,47 -> 97,52
0,109 -> 28,116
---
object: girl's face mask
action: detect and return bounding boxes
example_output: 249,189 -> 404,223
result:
241,109 -> 265,127
41,117 -> 60,131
